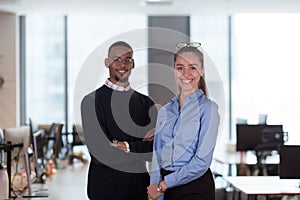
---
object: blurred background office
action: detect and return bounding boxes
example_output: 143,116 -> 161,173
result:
1,0 -> 300,199
2,0 -> 300,145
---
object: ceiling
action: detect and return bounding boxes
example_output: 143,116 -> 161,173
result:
1,0 -> 300,15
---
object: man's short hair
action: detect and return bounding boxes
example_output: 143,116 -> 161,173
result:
108,41 -> 133,56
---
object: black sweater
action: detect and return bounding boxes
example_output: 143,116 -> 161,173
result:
81,85 -> 157,200
94,85 -> 156,152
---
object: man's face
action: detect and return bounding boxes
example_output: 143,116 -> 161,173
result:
105,46 -> 134,85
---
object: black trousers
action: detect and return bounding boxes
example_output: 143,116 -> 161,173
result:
87,161 -> 149,200
162,169 -> 215,200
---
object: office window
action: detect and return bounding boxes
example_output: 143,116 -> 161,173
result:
25,15 -> 66,124
68,14 -> 147,131
232,13 -> 300,144
23,14 -> 147,133
190,15 -> 230,147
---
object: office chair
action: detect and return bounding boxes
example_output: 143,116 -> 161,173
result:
254,129 -> 288,176
69,124 -> 87,164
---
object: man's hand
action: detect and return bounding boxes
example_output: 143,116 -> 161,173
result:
143,128 -> 155,142
116,141 -> 127,151
110,140 -> 128,152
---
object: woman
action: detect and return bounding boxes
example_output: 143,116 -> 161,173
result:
147,43 -> 220,200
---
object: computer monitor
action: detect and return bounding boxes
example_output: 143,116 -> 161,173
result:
23,148 -> 49,198
0,128 -> 4,166
32,130 -> 46,184
236,124 -> 283,151
279,145 -> 300,180
4,126 -> 48,198
29,118 -> 39,137
4,126 -> 30,198
4,126 -> 31,170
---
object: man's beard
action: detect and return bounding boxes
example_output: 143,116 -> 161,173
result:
115,76 -> 128,83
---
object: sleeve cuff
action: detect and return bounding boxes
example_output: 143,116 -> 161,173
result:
164,174 -> 177,188
124,141 -> 130,153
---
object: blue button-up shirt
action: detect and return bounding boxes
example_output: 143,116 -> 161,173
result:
150,89 -> 220,197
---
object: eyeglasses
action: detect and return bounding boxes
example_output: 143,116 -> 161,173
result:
109,57 -> 134,64
176,42 -> 201,49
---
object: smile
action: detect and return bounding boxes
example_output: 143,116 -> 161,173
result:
181,79 -> 192,83
118,70 -> 127,74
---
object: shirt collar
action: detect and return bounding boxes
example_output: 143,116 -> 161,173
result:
170,89 -> 204,104
105,79 -> 131,92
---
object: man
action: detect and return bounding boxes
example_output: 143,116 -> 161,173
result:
81,41 -> 157,200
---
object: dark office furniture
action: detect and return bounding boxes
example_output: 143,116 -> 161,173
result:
69,124 -> 86,164
236,124 -> 284,152
32,130 -> 47,183
279,145 -> 300,181
44,123 -> 64,168
235,124 -> 287,176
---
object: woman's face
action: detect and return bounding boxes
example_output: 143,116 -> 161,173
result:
174,51 -> 204,93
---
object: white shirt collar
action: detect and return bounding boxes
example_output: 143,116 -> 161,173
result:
105,79 -> 131,92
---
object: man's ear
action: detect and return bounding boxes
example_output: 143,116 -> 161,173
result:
104,58 -> 110,68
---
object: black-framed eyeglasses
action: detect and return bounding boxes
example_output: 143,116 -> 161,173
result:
176,42 -> 201,49
109,57 -> 134,64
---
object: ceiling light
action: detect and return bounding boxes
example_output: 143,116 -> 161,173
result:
145,0 -> 172,5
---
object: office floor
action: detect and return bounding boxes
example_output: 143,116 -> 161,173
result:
13,146 -> 90,200
41,159 -> 89,200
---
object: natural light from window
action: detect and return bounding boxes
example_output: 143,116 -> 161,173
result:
232,13 -> 300,145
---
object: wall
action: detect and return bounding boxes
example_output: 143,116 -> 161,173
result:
0,11 -> 17,128
148,16 -> 189,106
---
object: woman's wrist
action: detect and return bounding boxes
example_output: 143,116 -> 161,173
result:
156,181 -> 168,193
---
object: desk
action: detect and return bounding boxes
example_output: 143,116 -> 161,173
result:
213,151 -> 279,176
214,151 -> 279,165
225,176 -> 300,200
